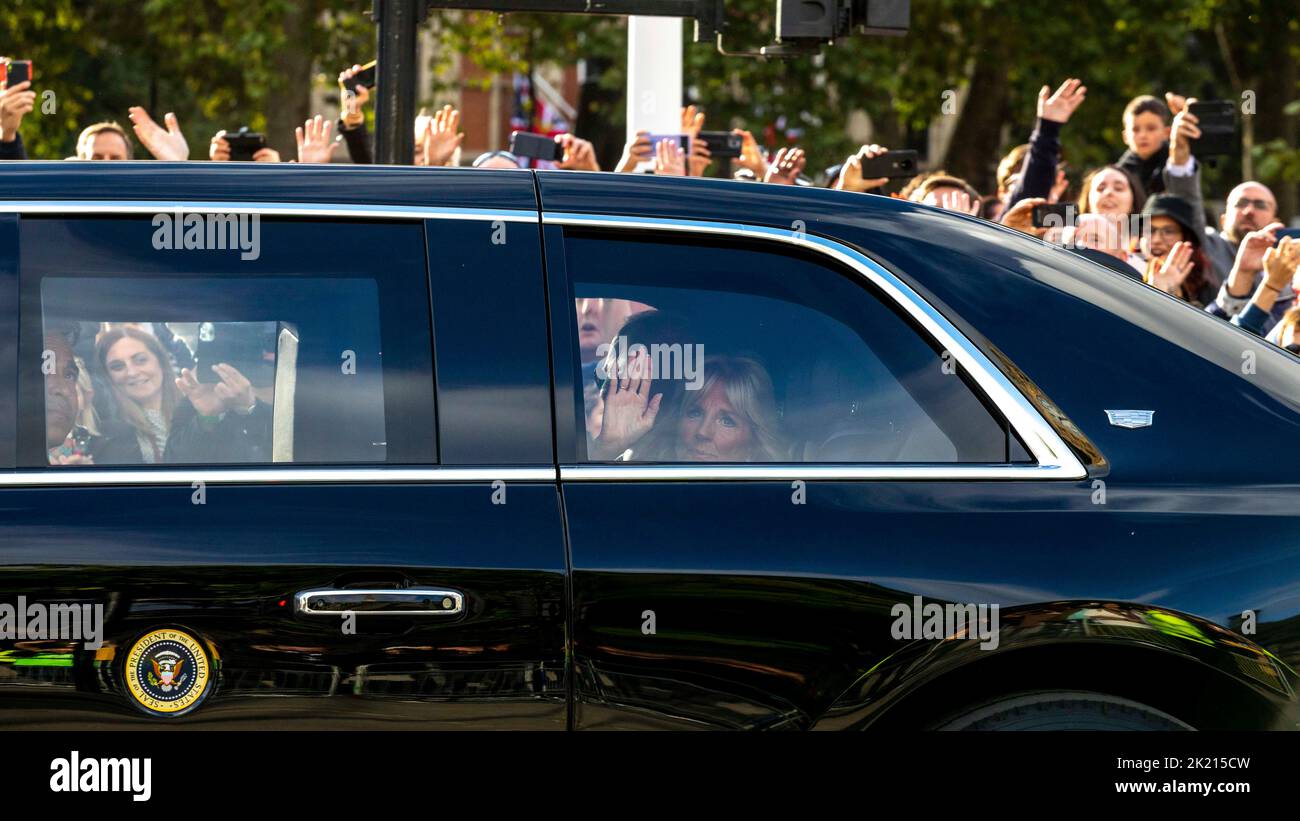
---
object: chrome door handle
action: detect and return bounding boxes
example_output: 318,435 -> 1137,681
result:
294,588 -> 464,616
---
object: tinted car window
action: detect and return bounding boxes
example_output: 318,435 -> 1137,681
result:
20,217 -> 435,467
565,231 -> 1014,464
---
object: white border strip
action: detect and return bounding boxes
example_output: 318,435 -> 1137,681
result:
545,211 -> 1088,481
561,464 -> 1073,481
0,201 -> 538,222
0,467 -> 556,487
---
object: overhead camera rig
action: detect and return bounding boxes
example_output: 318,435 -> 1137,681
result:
370,0 -> 909,161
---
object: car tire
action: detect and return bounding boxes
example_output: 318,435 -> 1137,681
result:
932,690 -> 1195,731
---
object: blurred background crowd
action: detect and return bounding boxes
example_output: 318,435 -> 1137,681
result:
2,0 -> 1299,350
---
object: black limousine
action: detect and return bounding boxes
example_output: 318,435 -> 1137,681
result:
1,161 -> 1297,730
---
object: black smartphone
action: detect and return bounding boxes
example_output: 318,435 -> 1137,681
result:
510,131 -> 561,162
1032,202 -> 1076,228
1276,228 -> 1300,242
224,127 -> 266,161
341,60 -> 376,93
7,59 -> 31,87
1187,100 -> 1235,157
698,130 -> 742,158
858,149 -> 918,179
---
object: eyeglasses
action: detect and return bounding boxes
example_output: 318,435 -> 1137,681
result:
1150,225 -> 1184,239
1232,198 -> 1273,211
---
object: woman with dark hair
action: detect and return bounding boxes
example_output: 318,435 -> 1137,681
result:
1075,165 -> 1147,271
1139,194 -> 1216,307
94,326 -> 268,465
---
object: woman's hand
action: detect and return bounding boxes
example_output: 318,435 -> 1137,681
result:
338,65 -> 371,128
733,129 -> 768,178
835,144 -> 891,192
764,146 -> 805,185
557,133 -> 600,171
654,138 -> 686,176
296,115 -> 340,164
419,104 -> 463,167
252,147 -> 281,162
176,363 -> 256,417
1150,240 -> 1194,295
591,351 -> 662,458
616,131 -> 652,173
209,130 -> 231,161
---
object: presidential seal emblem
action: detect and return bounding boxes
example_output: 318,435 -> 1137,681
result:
124,629 -> 212,717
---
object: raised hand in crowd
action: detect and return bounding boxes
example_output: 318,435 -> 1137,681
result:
1039,78 -> 1087,124
1148,240 -> 1195,295
417,104 -> 463,167
176,363 -> 256,418
680,105 -> 710,176
338,65 -> 371,129
296,114 -> 340,164
1168,96 -> 1201,167
557,133 -> 600,171
0,80 -> 35,144
764,146 -> 805,185
1248,236 -> 1300,315
209,130 -> 280,162
834,144 -> 891,193
733,128 -> 768,178
1225,222 -> 1286,297
654,137 -> 686,176
616,130 -> 653,173
127,107 -> 189,160
932,188 -> 980,215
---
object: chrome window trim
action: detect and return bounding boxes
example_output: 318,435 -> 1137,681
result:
0,467 -> 556,487
545,211 -> 1088,481
5,200 -> 541,488
0,201 -> 538,222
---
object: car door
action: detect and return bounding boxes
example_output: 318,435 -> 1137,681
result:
0,203 -> 566,729
544,216 -> 1087,730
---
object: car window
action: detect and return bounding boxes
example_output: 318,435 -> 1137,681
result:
565,231 -> 1020,464
20,217 -> 435,467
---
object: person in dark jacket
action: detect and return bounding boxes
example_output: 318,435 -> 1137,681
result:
1003,78 -> 1086,211
1139,194 -> 1216,307
1117,95 -> 1173,196
0,79 -> 34,160
94,326 -> 270,465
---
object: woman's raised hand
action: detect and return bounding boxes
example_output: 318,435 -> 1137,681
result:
176,363 -> 256,417
592,350 -> 662,458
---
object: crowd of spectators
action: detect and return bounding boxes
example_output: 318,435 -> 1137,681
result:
2,66 -> 1297,354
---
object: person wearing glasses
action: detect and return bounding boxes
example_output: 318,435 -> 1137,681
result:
1204,183 -> 1291,335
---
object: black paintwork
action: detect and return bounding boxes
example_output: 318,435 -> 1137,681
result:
1,162 -> 1297,730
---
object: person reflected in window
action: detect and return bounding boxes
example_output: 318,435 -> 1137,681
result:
93,327 -> 268,464
44,331 -> 102,466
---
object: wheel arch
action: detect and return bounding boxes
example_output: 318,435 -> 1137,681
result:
812,602 -> 1297,731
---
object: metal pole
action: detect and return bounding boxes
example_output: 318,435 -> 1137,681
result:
375,0 -> 421,165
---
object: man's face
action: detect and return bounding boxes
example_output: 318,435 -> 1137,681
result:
43,335 -> 81,448
84,131 -> 130,161
1123,111 -> 1169,160
1222,183 -> 1277,243
575,298 -> 652,363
